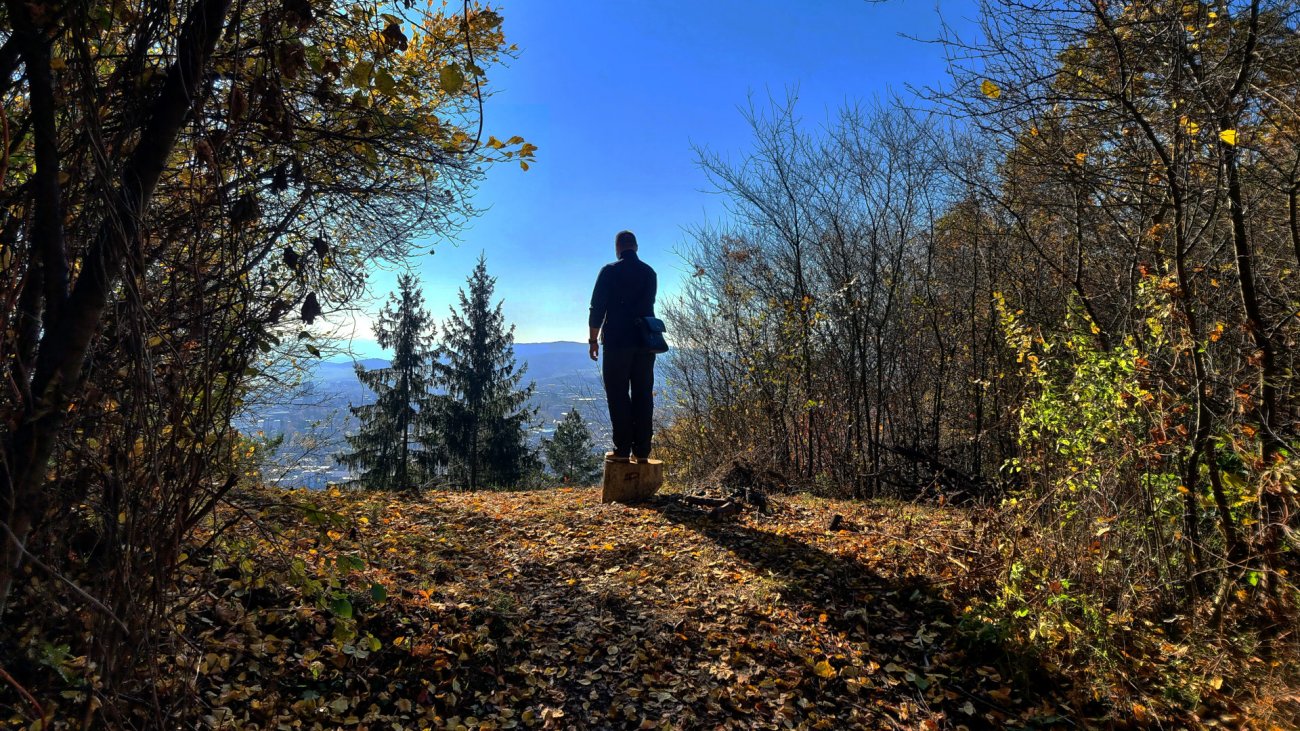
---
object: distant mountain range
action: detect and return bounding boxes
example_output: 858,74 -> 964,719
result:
310,341 -> 607,423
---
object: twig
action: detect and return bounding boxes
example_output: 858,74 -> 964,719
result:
0,100 -> 9,188
461,0 -> 483,154
1,520 -> 129,633
684,495 -> 731,508
0,663 -> 46,723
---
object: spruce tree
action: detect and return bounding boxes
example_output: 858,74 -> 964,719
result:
435,255 -> 538,489
337,274 -> 439,491
544,409 -> 603,485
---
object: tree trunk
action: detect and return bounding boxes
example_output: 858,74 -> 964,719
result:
0,0 -> 234,615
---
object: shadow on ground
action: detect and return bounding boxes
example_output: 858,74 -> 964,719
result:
638,494 -> 1099,729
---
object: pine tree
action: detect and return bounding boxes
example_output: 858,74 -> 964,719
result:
544,409 -> 603,485
337,274 -> 439,491
436,255 -> 538,489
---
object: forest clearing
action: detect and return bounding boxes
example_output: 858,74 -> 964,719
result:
8,485 -> 1293,729
4,0 -> 1300,726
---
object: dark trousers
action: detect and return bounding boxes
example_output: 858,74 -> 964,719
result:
602,347 -> 655,458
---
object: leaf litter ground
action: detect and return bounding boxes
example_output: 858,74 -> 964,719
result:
157,487 -> 1293,730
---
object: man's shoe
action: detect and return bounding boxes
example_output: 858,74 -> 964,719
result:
605,451 -> 631,463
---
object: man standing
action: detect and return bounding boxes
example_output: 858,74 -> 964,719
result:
588,230 -> 657,461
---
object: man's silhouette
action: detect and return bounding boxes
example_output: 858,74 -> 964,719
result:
588,230 -> 657,461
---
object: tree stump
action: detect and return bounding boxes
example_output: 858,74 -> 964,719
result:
601,458 -> 664,504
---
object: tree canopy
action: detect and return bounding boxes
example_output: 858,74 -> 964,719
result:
0,0 -> 531,699
435,255 -> 538,490
338,274 -> 439,491
545,409 -> 603,485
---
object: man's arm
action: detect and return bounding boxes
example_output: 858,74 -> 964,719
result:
588,267 -> 610,361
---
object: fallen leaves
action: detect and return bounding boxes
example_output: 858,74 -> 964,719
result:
0,486 -> 1261,728
812,660 -> 837,679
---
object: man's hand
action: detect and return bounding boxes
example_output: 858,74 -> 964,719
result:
589,340 -> 599,361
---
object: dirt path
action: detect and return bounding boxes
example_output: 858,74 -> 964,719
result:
161,487 -> 1097,730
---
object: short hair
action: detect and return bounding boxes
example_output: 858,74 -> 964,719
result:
615,230 -> 638,251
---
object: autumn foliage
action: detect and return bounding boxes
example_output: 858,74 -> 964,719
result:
660,0 -> 1300,721
3,0 -> 1300,727
0,0 -> 531,718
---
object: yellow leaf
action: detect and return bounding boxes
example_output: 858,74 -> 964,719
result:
813,660 -> 837,679
1209,676 -> 1223,690
1075,152 -> 1087,164
980,79 -> 1001,99
1219,129 -> 1237,145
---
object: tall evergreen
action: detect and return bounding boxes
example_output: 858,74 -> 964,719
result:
436,255 -> 538,489
544,409 -> 603,485
337,274 -> 439,491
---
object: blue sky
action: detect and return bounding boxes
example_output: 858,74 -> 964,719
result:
339,0 -> 980,357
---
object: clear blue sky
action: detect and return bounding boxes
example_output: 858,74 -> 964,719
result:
340,0 -> 980,357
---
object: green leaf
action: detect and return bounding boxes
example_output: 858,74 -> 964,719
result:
439,64 -> 465,93
370,582 -> 388,602
375,68 -> 396,96
330,596 -> 354,619
335,554 -> 365,572
350,61 -> 373,88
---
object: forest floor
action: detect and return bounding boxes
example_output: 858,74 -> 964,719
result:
99,487 -> 1299,728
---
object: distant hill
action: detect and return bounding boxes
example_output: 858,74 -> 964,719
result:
310,343 -> 604,430
314,344 -> 595,387
513,341 -> 599,384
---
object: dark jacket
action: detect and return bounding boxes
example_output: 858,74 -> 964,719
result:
589,251 -> 657,349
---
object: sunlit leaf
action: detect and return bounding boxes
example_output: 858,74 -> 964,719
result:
439,64 -> 465,93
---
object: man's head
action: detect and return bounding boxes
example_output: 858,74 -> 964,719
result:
615,230 -> 638,255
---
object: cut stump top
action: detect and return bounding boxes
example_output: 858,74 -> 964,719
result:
601,458 -> 664,504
